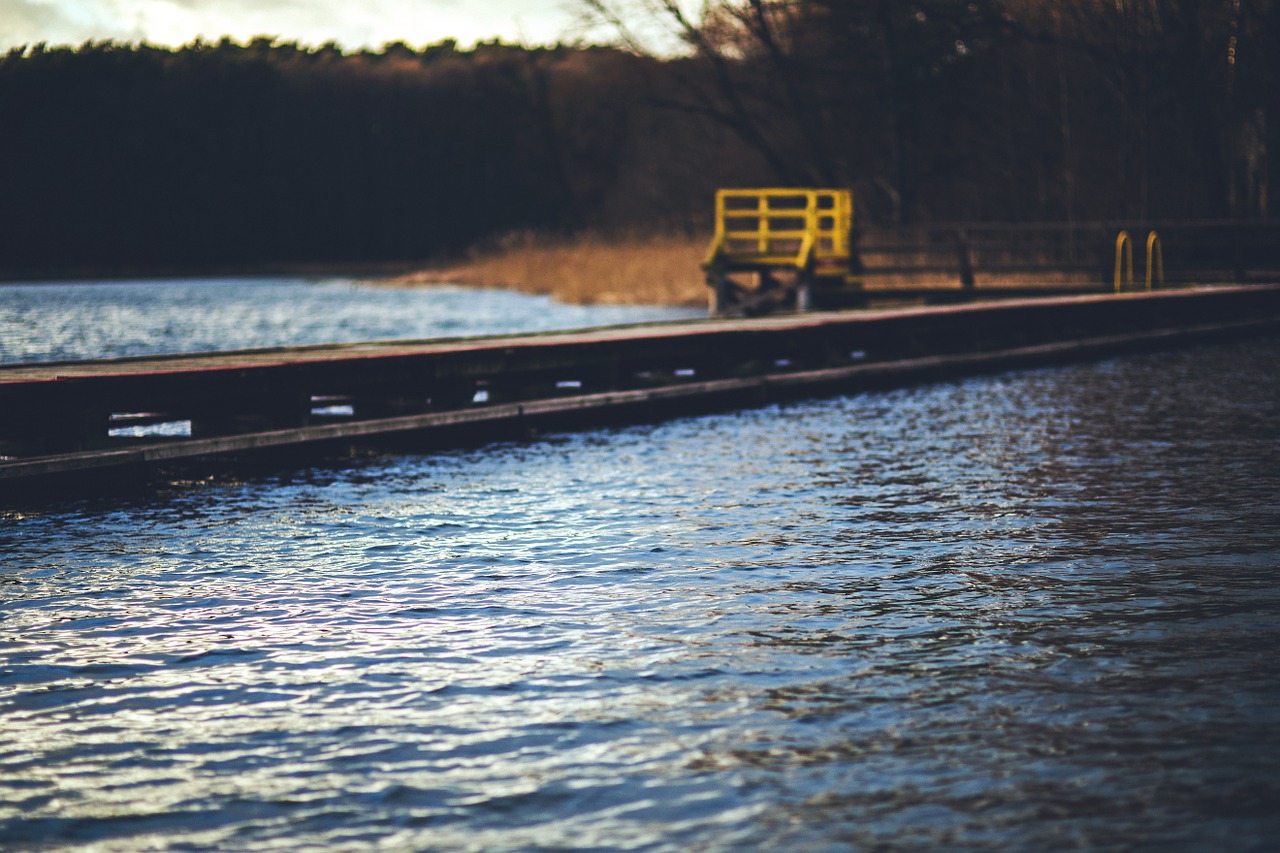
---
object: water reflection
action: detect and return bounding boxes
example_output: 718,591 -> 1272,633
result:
1,338 -> 1279,850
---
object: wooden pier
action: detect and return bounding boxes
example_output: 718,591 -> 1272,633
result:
2,284 -> 1279,499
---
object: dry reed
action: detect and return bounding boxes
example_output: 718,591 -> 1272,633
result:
384,232 -> 710,308
380,231 -> 1108,308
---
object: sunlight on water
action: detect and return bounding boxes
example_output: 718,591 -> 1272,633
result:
0,281 -> 1278,850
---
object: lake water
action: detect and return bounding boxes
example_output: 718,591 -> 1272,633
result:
2,280 -> 1279,851
0,277 -> 702,363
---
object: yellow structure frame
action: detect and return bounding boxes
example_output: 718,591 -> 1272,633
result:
703,188 -> 855,279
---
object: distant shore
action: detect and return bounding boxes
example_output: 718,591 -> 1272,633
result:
0,261 -> 423,287
0,233 -> 711,309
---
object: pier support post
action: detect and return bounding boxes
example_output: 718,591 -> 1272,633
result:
191,392 -> 310,438
6,407 -> 112,454
708,273 -> 732,316
796,270 -> 814,312
957,228 -> 976,291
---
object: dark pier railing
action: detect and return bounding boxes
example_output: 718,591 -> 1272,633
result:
853,219 -> 1280,291
706,212 -> 1280,315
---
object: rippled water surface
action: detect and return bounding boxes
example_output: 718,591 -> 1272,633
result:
1,283 -> 1278,851
0,277 -> 701,363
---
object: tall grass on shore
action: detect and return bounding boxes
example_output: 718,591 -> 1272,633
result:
385,232 -> 710,308
383,229 -> 1114,308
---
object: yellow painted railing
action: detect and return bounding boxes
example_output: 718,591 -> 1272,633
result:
703,188 -> 853,275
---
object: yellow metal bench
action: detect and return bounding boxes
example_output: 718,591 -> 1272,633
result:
703,188 -> 857,314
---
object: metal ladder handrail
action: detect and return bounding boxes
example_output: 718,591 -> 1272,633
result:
1114,230 -> 1134,292
1145,230 -> 1164,290
1115,230 -> 1164,292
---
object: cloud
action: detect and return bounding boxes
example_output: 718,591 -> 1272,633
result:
0,0 -> 585,51
1,0 -> 142,48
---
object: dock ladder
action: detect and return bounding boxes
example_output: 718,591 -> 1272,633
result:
1114,229 -> 1165,292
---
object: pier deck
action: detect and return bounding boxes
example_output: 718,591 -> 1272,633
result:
3,285 -> 1279,498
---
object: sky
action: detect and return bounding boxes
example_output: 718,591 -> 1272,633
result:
0,0 -> 609,52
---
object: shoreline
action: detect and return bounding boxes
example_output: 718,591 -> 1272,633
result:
0,261 -> 425,288
379,232 -> 710,308
0,233 -> 712,308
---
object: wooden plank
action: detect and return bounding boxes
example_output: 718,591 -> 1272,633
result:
0,284 -> 1266,385
3,309 -> 1276,489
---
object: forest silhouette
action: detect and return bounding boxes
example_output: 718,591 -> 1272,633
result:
0,0 -> 1274,280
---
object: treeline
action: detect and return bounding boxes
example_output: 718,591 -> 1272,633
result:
0,40 -> 672,275
653,0 -> 1277,224
0,0 -> 1274,278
